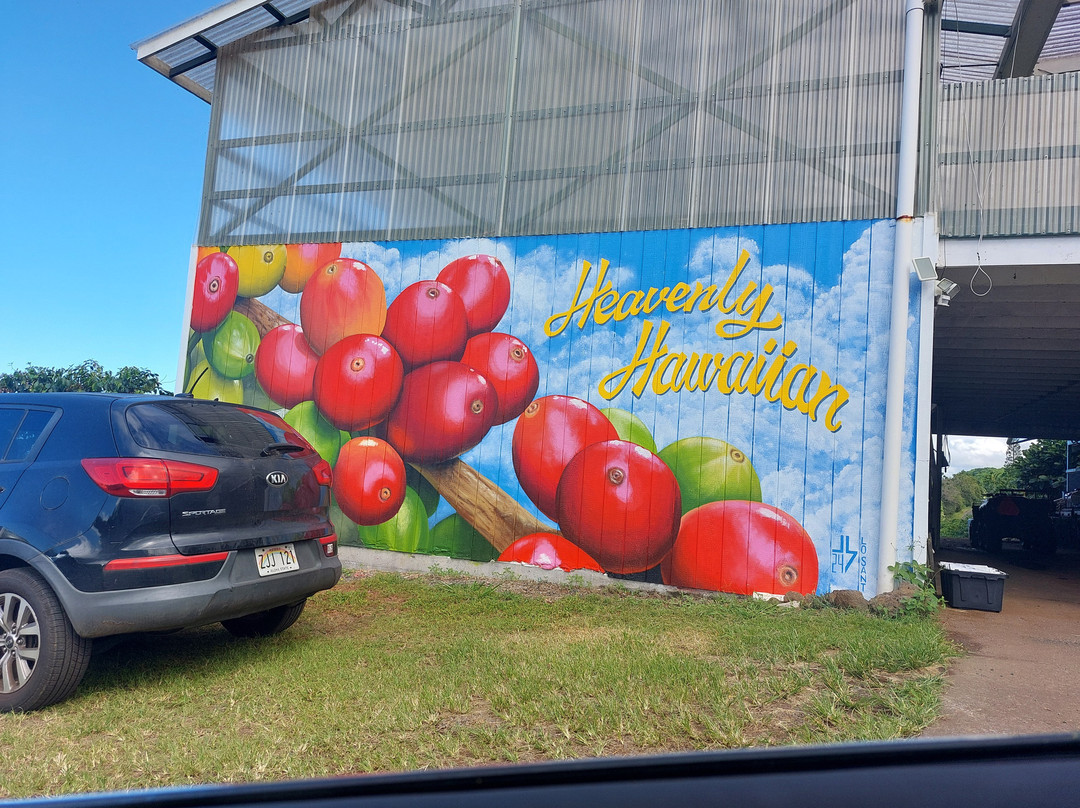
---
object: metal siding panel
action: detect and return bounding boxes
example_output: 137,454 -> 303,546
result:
938,73 -> 1080,237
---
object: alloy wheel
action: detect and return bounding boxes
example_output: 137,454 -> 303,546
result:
0,592 -> 40,693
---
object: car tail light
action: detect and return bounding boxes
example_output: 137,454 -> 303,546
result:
319,534 -> 338,557
312,458 -> 333,487
82,458 -> 219,498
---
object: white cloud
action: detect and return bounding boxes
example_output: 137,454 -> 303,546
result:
945,435 -> 1008,473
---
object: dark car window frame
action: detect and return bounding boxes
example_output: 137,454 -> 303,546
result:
0,408 -> 25,460
0,407 -> 59,463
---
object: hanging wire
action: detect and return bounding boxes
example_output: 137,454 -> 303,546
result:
944,0 -> 1030,298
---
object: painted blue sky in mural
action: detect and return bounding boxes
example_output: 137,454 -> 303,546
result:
260,218 -> 919,595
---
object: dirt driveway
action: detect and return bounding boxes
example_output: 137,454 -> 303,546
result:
922,540 -> 1080,738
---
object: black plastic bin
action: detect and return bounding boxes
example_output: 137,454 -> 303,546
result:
938,562 -> 1007,612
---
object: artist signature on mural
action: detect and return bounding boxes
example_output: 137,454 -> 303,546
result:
831,534 -> 868,591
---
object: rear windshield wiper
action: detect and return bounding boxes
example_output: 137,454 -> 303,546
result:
261,442 -> 306,456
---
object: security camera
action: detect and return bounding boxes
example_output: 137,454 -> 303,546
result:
936,278 -> 959,297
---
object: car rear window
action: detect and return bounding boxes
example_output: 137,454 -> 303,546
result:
124,402 -> 310,459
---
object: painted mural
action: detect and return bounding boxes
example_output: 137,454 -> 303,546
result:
184,221 -> 921,598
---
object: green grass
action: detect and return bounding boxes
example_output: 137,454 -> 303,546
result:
0,571 -> 955,799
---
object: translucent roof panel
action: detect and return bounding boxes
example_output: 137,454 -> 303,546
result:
137,0 -> 1080,102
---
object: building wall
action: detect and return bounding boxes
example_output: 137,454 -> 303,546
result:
184,0 -> 928,597
199,0 -> 907,245
185,219 -> 923,597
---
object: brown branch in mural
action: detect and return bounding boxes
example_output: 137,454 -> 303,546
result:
413,459 -> 552,552
235,297 -> 291,336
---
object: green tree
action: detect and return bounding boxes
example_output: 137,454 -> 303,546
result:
0,361 -> 166,395
941,470 -> 985,516
1007,439 -> 1067,497
964,465 -> 1017,494
939,470 -> 987,538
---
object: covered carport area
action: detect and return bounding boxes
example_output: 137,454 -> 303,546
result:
932,236 -> 1080,443
928,0 -> 1080,554
929,238 -> 1080,604
929,235 -> 1080,551
928,236 -> 1080,733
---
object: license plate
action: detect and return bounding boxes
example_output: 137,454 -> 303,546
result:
255,543 -> 299,577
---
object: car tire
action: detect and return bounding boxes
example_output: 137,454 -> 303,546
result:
0,567 -> 92,712
220,599 -> 307,638
1029,521 -> 1058,556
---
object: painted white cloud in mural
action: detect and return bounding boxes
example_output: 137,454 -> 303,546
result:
343,238 -> 518,304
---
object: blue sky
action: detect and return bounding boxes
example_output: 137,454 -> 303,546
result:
3,1 -> 215,392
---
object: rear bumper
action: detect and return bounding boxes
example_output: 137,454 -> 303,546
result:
41,538 -> 341,638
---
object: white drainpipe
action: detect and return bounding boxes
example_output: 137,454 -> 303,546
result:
877,0 -> 928,595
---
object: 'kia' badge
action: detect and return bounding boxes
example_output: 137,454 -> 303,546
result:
266,471 -> 289,487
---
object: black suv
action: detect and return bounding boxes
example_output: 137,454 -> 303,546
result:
0,393 -> 341,711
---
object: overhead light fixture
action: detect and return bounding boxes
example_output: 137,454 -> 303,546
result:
935,277 -> 959,307
912,256 -> 937,282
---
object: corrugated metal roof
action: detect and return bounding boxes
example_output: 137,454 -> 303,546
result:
941,0 -> 1080,82
132,0 -> 322,102
137,0 -> 1080,101
1041,2 -> 1080,64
